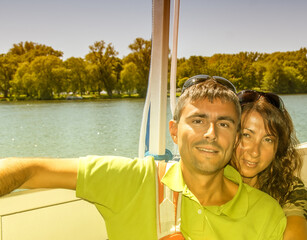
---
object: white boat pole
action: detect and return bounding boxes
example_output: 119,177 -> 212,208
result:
170,0 -> 180,116
139,0 -> 171,158
149,0 -> 170,156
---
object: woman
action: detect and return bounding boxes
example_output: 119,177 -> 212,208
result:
232,90 -> 307,240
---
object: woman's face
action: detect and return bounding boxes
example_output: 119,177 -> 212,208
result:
235,110 -> 278,184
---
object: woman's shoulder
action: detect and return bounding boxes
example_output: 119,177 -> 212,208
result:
289,177 -> 306,195
283,176 -> 307,220
286,177 -> 306,204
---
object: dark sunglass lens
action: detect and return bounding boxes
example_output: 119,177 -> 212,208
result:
181,75 -> 210,93
213,76 -> 236,93
181,75 -> 236,94
237,90 -> 259,104
265,93 -> 282,110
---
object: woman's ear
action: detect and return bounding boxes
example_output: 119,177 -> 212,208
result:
169,120 -> 178,144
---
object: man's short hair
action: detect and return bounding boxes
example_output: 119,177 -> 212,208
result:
173,78 -> 241,126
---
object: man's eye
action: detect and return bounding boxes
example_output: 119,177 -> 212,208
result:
192,119 -> 203,124
219,122 -> 229,128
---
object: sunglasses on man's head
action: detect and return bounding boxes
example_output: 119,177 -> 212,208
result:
181,75 -> 237,94
237,90 -> 284,111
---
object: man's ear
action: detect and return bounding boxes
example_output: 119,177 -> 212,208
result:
169,120 -> 178,144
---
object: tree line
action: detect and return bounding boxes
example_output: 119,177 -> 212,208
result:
0,39 -> 306,100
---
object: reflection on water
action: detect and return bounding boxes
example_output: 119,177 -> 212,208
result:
0,95 -> 306,158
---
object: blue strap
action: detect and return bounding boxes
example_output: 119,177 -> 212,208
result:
145,105 -> 150,153
145,149 -> 173,161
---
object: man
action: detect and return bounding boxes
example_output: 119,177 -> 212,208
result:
0,76 -> 286,239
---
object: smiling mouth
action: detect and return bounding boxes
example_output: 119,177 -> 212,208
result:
244,160 -> 258,168
196,147 -> 218,153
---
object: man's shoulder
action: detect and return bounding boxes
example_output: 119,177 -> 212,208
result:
244,183 -> 282,211
80,155 -> 156,169
242,184 -> 287,239
77,155 -> 157,184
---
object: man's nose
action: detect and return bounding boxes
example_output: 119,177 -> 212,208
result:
203,123 -> 217,142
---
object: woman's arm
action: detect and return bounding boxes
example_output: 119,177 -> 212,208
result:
283,216 -> 307,240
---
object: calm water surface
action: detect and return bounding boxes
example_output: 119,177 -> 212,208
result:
0,99 -> 174,158
0,95 -> 306,158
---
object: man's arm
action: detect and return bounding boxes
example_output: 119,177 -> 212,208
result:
283,216 -> 307,240
0,157 -> 79,196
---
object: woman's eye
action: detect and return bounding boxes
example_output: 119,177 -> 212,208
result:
264,137 -> 274,143
242,133 -> 250,138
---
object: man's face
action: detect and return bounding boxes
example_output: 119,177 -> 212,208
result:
169,98 -> 239,175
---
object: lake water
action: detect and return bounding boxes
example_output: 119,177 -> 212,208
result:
0,94 -> 306,158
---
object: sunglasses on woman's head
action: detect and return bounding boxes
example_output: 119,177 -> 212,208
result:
181,75 -> 237,94
237,90 -> 284,111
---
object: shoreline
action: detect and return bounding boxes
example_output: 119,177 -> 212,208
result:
0,94 -> 143,102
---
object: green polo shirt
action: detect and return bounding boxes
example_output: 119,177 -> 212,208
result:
76,156 -> 286,240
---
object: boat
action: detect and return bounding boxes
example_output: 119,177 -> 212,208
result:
66,95 -> 83,100
0,1 -> 306,239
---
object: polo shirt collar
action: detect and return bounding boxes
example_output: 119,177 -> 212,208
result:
161,162 -> 248,219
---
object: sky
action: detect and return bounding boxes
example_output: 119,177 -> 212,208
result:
1,0 -> 307,60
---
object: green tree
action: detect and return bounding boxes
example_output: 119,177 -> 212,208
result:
120,62 -> 139,96
11,62 -> 35,97
85,40 -> 118,97
260,49 -> 307,93
0,54 -> 19,97
33,56 -> 64,99
113,58 -> 123,94
8,41 -> 63,63
124,38 -> 151,97
65,57 -> 88,96
251,61 -> 267,90
177,56 -> 209,80
12,55 -> 64,99
207,54 -> 231,77
262,63 -> 301,93
4,41 -> 63,98
231,53 -> 259,90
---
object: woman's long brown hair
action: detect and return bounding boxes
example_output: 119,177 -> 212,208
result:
232,97 -> 302,206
